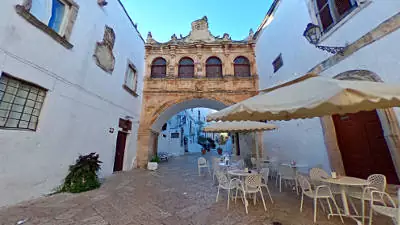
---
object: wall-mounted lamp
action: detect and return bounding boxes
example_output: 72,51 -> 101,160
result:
303,23 -> 345,55
97,0 -> 108,7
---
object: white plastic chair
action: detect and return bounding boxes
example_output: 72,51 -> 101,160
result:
198,157 -> 211,176
211,157 -> 221,181
215,170 -> 242,209
260,168 -> 274,203
237,174 -> 267,214
297,175 -> 344,223
309,168 -> 341,195
277,165 -> 298,194
348,174 -> 387,224
368,190 -> 399,225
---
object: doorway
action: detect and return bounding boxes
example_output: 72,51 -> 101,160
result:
113,131 -> 127,172
333,110 -> 399,184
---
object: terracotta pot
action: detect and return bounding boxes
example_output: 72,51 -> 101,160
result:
217,149 -> 223,155
201,149 -> 206,155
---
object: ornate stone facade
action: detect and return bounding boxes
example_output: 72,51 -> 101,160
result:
136,16 -> 259,168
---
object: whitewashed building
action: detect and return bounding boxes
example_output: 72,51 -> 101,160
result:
255,0 -> 400,183
157,108 -> 217,156
0,0 -> 145,206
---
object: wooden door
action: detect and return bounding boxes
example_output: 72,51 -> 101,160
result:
113,131 -> 127,172
333,110 -> 399,184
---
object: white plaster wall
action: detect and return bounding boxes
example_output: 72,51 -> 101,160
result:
255,0 -> 400,173
0,0 -> 145,207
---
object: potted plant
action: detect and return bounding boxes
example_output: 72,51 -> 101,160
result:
148,155 -> 160,171
217,147 -> 223,155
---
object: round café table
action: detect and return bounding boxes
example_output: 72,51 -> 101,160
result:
228,169 -> 259,179
322,176 -> 370,219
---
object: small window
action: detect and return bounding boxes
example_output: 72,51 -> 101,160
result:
234,56 -> 251,77
178,57 -> 194,78
314,0 -> 358,32
0,74 -> 46,131
124,63 -> 138,95
151,58 -> 167,78
272,54 -> 283,73
171,133 -> 180,138
30,0 -> 70,35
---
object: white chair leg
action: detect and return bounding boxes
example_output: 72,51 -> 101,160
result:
227,189 -> 230,209
279,177 -> 282,192
253,193 -> 257,205
198,166 -> 201,176
259,189 -> 267,211
368,205 -> 373,225
243,192 -> 248,214
235,188 -> 239,204
331,197 -> 344,223
264,185 -> 274,203
295,179 -> 299,195
349,198 -> 359,215
362,200 -> 366,225
319,199 -> 326,213
216,186 -> 220,202
326,198 -> 333,219
314,198 -> 318,223
300,193 -> 304,212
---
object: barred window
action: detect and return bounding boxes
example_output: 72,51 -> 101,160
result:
0,74 -> 46,130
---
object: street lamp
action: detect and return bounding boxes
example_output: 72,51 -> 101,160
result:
303,23 -> 346,55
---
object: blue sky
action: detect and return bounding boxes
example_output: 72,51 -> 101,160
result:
121,0 -> 273,43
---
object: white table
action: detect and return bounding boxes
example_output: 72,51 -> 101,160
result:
228,169 -> 259,178
322,176 -> 370,219
281,163 -> 308,168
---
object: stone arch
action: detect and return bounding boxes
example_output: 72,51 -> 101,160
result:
320,70 -> 400,180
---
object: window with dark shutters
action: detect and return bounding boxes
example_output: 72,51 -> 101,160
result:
206,57 -> 222,78
234,56 -> 251,77
151,58 -> 167,78
178,57 -> 194,78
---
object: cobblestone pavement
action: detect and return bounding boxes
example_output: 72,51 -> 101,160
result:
0,154 -> 393,225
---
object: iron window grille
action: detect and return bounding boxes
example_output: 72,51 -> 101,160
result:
0,74 -> 46,131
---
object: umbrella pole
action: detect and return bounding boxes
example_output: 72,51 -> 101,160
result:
254,132 -> 260,170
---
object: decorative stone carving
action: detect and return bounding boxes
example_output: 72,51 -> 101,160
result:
22,0 -> 32,11
248,29 -> 254,41
222,33 -> 231,41
94,26 -> 115,73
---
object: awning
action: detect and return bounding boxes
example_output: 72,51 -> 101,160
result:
203,121 -> 277,133
207,73 -> 400,122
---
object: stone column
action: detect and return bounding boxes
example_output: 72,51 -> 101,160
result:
377,108 -> 400,181
320,116 -> 346,175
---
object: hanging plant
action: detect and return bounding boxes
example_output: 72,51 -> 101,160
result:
59,152 -> 102,193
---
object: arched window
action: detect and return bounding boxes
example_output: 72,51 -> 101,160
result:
178,57 -> 194,78
234,56 -> 251,77
206,57 -> 222,78
151,57 -> 167,78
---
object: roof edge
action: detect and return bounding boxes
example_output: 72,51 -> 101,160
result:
117,0 -> 145,43
253,0 -> 282,40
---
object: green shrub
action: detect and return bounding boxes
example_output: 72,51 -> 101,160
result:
150,155 -> 161,163
59,152 -> 102,193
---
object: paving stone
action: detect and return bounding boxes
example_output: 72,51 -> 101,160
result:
0,153 -> 395,225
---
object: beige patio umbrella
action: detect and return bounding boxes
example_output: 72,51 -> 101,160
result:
207,73 -> 400,122
203,121 -> 278,169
